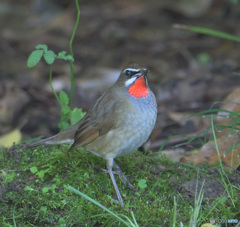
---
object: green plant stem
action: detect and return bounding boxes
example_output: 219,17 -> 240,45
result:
69,0 -> 80,108
211,116 -> 224,170
49,65 -> 60,103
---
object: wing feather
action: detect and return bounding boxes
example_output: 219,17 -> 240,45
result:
68,89 -> 119,152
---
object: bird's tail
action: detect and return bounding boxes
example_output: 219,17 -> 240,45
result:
29,133 -> 74,148
28,122 -> 81,148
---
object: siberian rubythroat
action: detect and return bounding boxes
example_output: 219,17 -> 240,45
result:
32,63 -> 157,205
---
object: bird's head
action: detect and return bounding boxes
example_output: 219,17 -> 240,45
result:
116,64 -> 149,98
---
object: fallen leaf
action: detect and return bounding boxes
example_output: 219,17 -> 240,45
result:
216,86 -> 240,123
0,128 -> 22,147
201,223 -> 217,227
182,88 -> 240,169
181,136 -> 240,169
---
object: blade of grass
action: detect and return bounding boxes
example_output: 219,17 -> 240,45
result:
188,109 -> 233,119
211,116 -> 223,170
173,24 -> 240,43
180,163 -> 208,173
229,116 -> 240,135
13,198 -> 21,227
218,169 -> 235,207
211,116 -> 236,207
158,135 -> 182,151
204,194 -> 227,219
184,128 -> 211,145
225,141 -> 240,156
65,185 -> 137,227
130,210 -> 139,227
172,196 -> 177,227
189,171 -> 205,227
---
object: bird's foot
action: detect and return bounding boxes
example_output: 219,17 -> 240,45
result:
113,162 -> 136,191
103,164 -> 136,191
114,171 -> 135,191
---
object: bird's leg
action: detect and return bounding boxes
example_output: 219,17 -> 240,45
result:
113,161 -> 135,191
106,159 -> 124,205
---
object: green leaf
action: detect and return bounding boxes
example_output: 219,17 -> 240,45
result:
43,50 -> 56,65
24,186 -> 35,191
30,166 -> 38,174
42,187 -> 49,193
61,105 -> 71,115
196,53 -> 212,64
36,170 -> 45,180
138,179 -> 147,189
64,55 -> 74,62
58,121 -> 70,131
27,50 -> 43,68
59,90 -> 69,105
135,192 -> 140,197
57,51 -> 74,62
40,206 -> 48,212
57,51 -> 67,59
51,184 -> 57,191
35,44 -> 48,51
59,217 -> 66,225
70,108 -> 85,125
83,173 -> 89,178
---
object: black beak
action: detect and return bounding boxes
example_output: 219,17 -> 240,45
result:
136,68 -> 148,78
142,68 -> 148,75
139,68 -> 148,86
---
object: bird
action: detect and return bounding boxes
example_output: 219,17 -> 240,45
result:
30,63 -> 157,205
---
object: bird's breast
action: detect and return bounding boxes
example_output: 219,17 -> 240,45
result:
84,90 -> 157,159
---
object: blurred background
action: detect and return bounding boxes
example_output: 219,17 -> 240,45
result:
1,0 -> 240,152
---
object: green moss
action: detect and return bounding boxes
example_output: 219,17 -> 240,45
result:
0,145 -> 239,226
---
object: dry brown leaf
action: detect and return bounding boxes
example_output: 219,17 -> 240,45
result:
216,86 -> 240,123
182,87 -> 240,169
181,136 -> 240,169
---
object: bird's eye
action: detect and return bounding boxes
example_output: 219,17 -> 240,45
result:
124,69 -> 132,78
124,68 -> 140,78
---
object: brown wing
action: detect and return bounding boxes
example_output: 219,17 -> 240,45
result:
68,88 -> 118,152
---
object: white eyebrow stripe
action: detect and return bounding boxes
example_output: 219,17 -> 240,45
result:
125,77 -> 137,87
124,68 -> 140,72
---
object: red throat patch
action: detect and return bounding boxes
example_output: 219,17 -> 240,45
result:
128,76 -> 149,98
